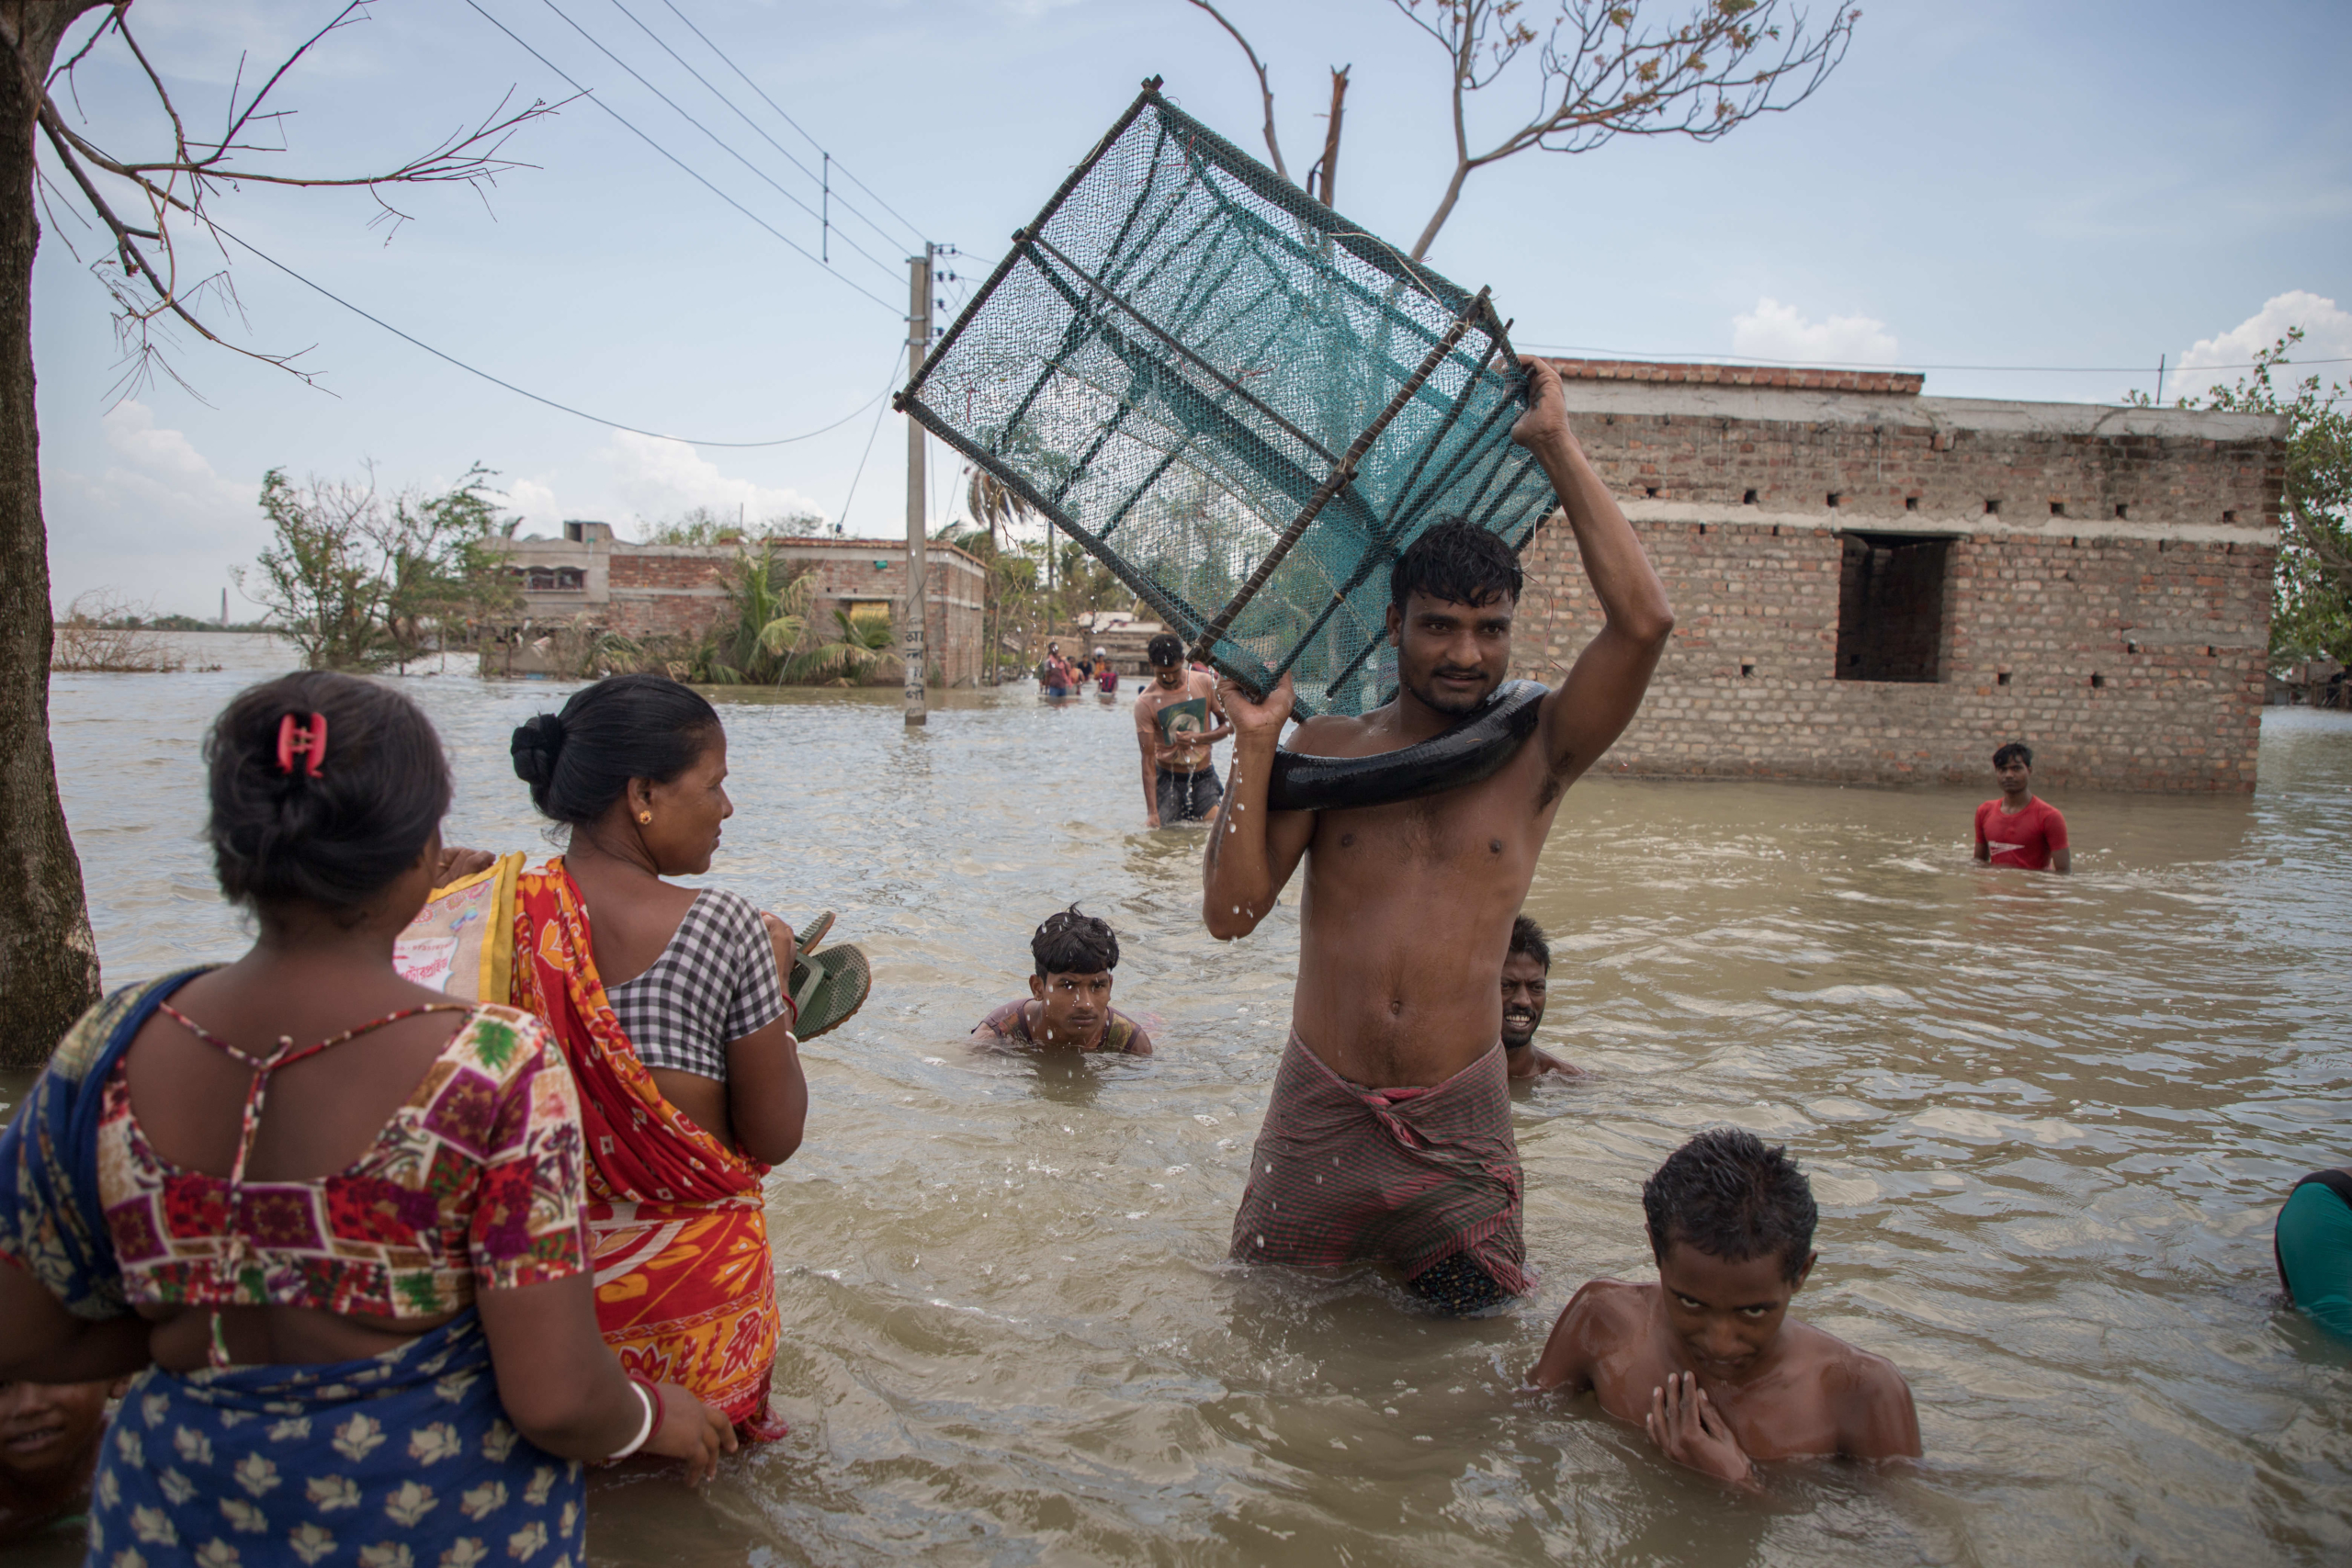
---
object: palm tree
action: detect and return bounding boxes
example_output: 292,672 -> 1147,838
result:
967,466 -> 1034,561
785,607 -> 905,685
680,548 -> 817,683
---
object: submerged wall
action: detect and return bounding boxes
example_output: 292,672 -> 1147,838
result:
1513,362 -> 2286,792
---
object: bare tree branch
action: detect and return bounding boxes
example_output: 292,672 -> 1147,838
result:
1305,64 -> 1350,206
1394,0 -> 1859,260
29,1 -> 560,400
1184,0 -> 1289,180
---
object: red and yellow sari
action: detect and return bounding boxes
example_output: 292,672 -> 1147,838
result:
509,859 -> 787,1439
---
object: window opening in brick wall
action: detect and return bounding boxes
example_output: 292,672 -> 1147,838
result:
1743,489 -> 1758,504
1905,495 -> 1919,512
2090,672 -> 2105,688
2050,501 -> 2066,516
1739,661 -> 1755,678
1835,532 -> 1951,683
1984,499 -> 2000,515
1645,485 -> 1659,498
1997,671 -> 2011,685
516,566 -> 585,592
2113,503 -> 2128,519
1827,492 -> 1842,508
2222,510 -> 2236,523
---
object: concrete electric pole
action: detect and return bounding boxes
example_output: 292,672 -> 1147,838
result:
903,243 -> 933,726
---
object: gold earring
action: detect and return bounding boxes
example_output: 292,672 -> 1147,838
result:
638,811 -> 652,824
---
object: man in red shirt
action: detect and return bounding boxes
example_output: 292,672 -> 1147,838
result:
1974,741 -> 2070,872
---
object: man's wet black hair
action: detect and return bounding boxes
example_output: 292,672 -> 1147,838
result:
207,671 -> 451,919
1147,632 -> 1184,667
512,672 -> 722,826
1642,1128 -> 1818,1283
1034,904 -> 1118,976
1993,740 -> 2033,770
1508,914 -> 1551,972
1391,517 -> 1522,614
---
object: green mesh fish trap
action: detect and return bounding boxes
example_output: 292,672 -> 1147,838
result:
896,79 -> 1556,717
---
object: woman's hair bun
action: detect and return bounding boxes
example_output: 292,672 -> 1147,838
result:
510,712 -> 566,789
517,674 -> 721,826
206,671 -> 450,917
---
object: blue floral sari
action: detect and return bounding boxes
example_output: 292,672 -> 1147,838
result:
0,975 -> 586,1568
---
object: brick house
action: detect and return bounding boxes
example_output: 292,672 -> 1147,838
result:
1516,360 -> 2288,793
497,522 -> 989,685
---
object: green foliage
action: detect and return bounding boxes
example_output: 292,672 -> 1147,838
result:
2137,331 -> 2352,667
786,606 -> 904,685
639,504 -> 825,547
236,463 -> 521,671
238,468 -> 395,671
667,547 -> 820,684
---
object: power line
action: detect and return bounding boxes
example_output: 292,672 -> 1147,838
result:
462,0 -> 902,315
655,0 -> 929,253
210,217 -> 901,448
1516,343 -> 2352,375
832,356 -> 898,531
529,0 -> 903,286
597,0 -> 915,265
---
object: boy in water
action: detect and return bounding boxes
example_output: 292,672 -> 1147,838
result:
0,1378 -> 116,1544
1528,1128 -> 1919,1485
1501,915 -> 1580,1081
973,906 -> 1154,1055
1135,632 -> 1231,827
1974,740 -> 2069,873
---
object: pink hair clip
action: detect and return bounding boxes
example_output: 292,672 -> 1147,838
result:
276,712 -> 327,777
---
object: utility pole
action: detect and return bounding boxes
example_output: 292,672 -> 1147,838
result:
904,243 -> 933,726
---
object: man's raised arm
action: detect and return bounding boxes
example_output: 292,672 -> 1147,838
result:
1514,358 -> 1676,783
1203,672 -> 1313,939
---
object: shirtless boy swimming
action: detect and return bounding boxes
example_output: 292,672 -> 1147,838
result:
1528,1128 -> 1920,1484
1207,356 -> 1673,1312
973,906 -> 1154,1055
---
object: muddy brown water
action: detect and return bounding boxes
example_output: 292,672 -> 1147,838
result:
9,634 -> 2350,1565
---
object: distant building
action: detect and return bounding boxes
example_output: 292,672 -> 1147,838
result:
1517,359 -> 2287,793
495,525 -> 987,685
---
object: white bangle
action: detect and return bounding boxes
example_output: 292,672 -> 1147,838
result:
607,1381 -> 656,1460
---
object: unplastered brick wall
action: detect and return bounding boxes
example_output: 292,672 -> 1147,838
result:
1511,366 -> 2286,793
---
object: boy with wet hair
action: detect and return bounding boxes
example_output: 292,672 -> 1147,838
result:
1528,1128 -> 1919,1484
973,905 -> 1154,1055
1501,915 -> 1579,1080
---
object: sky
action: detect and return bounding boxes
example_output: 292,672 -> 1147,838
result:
32,0 -> 2352,616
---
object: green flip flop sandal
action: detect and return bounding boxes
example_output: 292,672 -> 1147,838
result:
787,912 -> 869,1041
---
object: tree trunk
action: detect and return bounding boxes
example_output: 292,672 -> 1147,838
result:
0,3 -> 112,1066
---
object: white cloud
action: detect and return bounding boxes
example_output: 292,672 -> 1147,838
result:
2172,290 -> 2352,402
599,432 -> 831,536
1731,298 -> 1900,366
44,401 -> 257,617
503,477 -> 565,537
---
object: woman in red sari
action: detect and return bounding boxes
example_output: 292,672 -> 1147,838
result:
506,675 -> 807,1439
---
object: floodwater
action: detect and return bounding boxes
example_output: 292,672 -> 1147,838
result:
11,629 -> 2352,1566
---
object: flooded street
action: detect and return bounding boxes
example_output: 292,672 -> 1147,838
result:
16,633 -> 2352,1566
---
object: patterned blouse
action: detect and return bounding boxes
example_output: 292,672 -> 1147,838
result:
95,1004 -> 587,1318
605,888 -> 789,1082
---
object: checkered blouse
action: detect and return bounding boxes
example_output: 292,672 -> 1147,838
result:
606,888 -> 789,1081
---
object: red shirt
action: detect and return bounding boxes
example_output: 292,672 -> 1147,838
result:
1976,796 -> 2068,869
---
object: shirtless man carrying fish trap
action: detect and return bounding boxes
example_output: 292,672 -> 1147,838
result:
1205,357 -> 1673,1314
